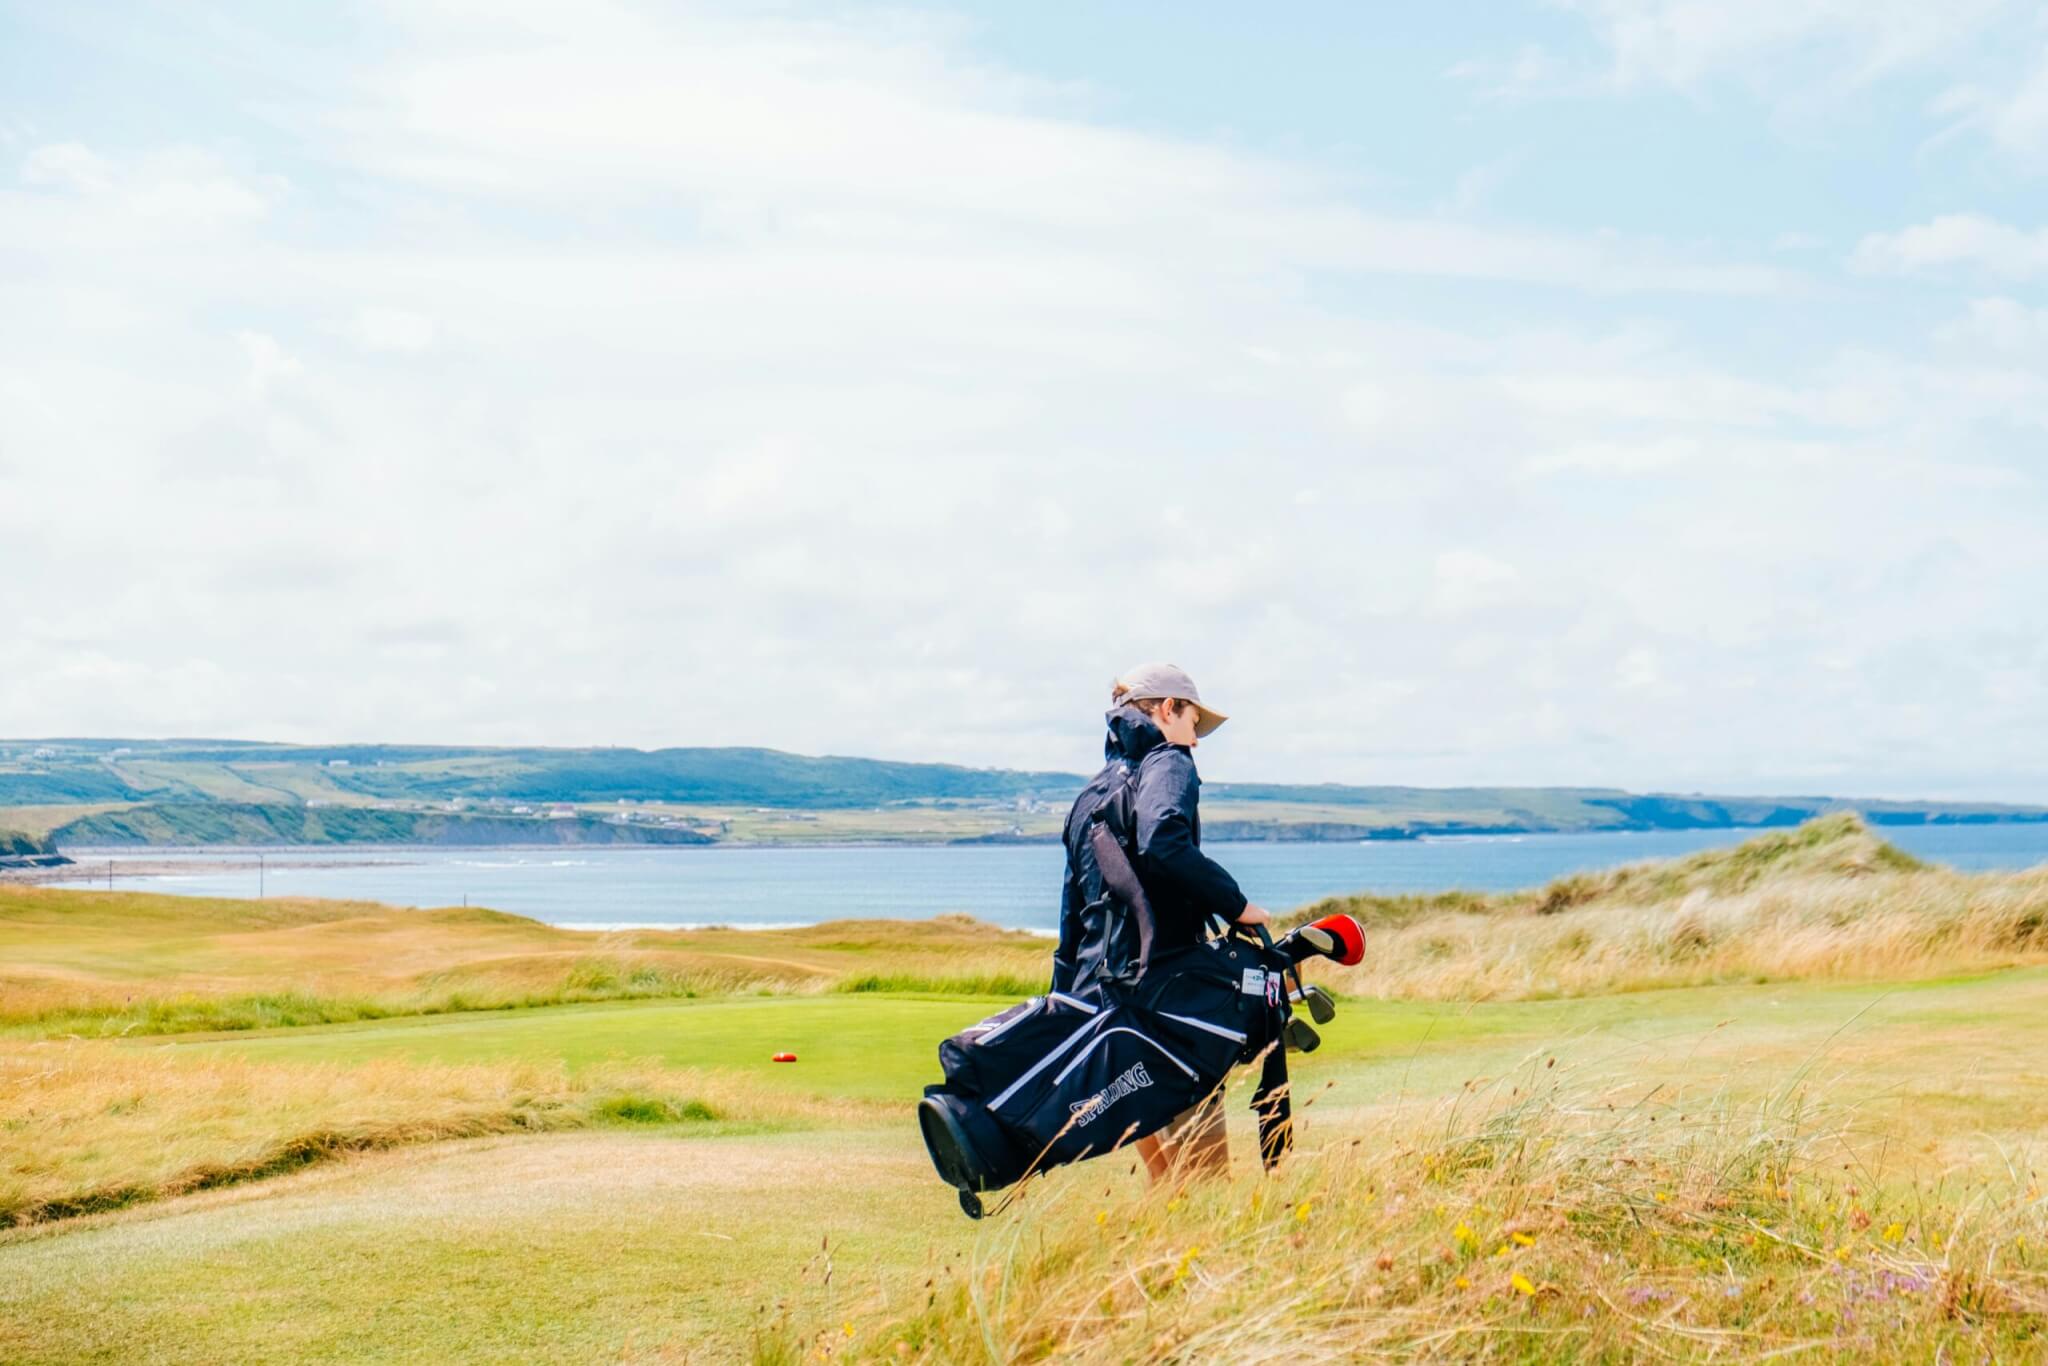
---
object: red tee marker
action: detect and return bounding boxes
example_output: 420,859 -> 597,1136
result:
771,1052 -> 797,1063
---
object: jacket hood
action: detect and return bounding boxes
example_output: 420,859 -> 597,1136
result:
1104,704 -> 1170,765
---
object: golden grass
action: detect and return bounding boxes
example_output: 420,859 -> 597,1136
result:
0,885 -> 1049,1036
0,1039 -> 870,1228
813,1064 -> 2048,1363
1295,815 -> 2048,1001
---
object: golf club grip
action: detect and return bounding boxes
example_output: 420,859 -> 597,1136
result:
1250,920 -> 1309,1006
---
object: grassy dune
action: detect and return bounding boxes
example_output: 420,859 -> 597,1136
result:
1297,813 -> 2048,1000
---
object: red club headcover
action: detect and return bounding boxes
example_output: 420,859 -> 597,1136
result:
1309,913 -> 1366,966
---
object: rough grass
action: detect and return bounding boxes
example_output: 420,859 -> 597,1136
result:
831,968 -> 1044,997
1291,814 -> 2048,1000
0,1040 -> 865,1228
813,1065 -> 2048,1363
0,885 -> 1050,1037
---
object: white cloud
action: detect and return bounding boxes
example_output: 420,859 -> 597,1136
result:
1988,47 -> 2048,154
351,308 -> 438,353
18,141 -> 281,226
1,0 -> 2045,797
1523,437 -> 1698,476
311,7 -> 1791,298
1553,0 -> 2008,91
1615,646 -> 1662,691
22,142 -> 115,193
235,330 -> 301,395
1929,44 -> 2048,163
1852,214 -> 2048,278
1459,0 -> 2046,175
1446,44 -> 1577,101
1428,550 -> 1522,616
1935,296 -> 2048,350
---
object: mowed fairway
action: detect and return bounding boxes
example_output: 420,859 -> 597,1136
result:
9,967 -> 2048,1361
1,1128 -> 969,1363
171,994 -> 1013,1101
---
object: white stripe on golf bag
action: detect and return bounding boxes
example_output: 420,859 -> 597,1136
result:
1051,1027 -> 1196,1089
1155,1011 -> 1247,1044
986,1017 -> 1102,1111
972,998 -> 1043,1044
967,991 -> 1096,1054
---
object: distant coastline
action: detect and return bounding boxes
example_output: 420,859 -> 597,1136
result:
5,736 -> 2045,855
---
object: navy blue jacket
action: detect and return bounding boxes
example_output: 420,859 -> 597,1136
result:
1052,705 -> 1249,991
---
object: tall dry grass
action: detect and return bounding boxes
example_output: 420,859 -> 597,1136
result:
1294,815 -> 2048,1001
797,1062 -> 2048,1362
0,1040 -> 869,1228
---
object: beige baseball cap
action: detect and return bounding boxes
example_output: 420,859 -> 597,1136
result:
1113,661 -> 1229,738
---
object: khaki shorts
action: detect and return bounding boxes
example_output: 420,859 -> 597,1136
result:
1156,1090 -> 1224,1144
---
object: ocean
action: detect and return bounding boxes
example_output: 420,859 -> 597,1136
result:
72,823 -> 2048,932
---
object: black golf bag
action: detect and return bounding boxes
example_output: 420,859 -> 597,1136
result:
918,788 -> 1311,1216
919,934 -> 1300,1212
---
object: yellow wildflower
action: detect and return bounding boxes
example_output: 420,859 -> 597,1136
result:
1882,1223 -> 1904,1243
1511,1273 -> 1536,1297
1511,1232 -> 1536,1247
1295,1201 -> 1313,1224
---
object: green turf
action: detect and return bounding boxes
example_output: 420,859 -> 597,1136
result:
169,994 -> 1015,1100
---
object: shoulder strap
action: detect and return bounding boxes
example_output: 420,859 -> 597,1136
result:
1097,762 -> 1139,848
1086,767 -> 1155,978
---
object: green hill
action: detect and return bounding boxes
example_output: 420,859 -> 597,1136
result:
0,828 -> 52,858
4,738 -> 2045,848
46,804 -> 713,849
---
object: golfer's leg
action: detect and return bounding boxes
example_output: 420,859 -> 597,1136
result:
1134,1132 -> 1173,1184
1178,1090 -> 1229,1175
1144,1094 -> 1228,1186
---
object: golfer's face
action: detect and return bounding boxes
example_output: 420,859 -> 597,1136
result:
1157,701 -> 1200,748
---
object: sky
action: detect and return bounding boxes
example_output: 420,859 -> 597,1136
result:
2,1 -> 2045,799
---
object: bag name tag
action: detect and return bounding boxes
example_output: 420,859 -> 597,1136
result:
1240,968 -> 1266,996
